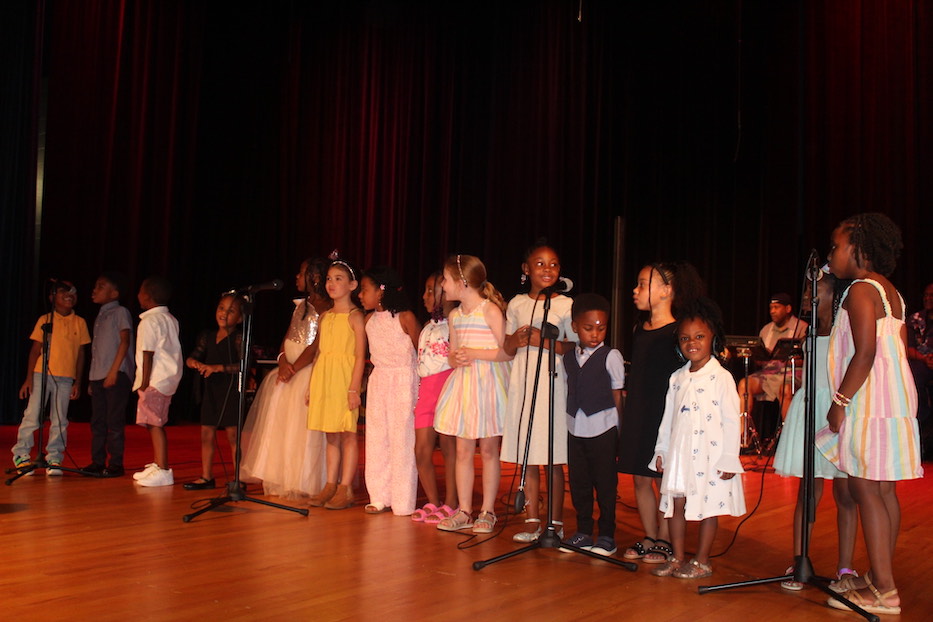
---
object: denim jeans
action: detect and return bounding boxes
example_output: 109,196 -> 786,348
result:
12,372 -> 74,464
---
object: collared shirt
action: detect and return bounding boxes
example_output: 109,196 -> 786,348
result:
133,306 -> 183,395
566,343 -> 625,438
90,301 -> 135,381
759,315 -> 808,353
30,311 -> 91,379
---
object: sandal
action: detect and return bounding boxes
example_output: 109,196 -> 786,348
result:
364,503 -> 391,514
781,565 -> 804,591
472,511 -> 497,534
643,539 -> 673,564
512,518 -> 542,542
828,580 -> 900,615
673,558 -> 713,579
623,536 -> 656,560
437,509 -> 473,532
829,568 -> 861,594
411,503 -> 439,522
424,504 -> 456,525
650,557 -> 682,577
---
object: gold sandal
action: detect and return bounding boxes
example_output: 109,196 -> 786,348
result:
437,509 -> 473,532
472,511 -> 497,534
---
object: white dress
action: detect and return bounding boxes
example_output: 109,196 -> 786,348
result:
500,294 -> 575,465
240,299 -> 327,500
651,358 -> 746,521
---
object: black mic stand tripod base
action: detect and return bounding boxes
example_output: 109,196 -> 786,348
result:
472,293 -> 635,573
183,293 -> 308,522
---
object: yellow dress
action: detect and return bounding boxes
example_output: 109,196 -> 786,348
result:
308,310 -> 359,433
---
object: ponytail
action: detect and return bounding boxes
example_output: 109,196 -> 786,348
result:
481,281 -> 507,313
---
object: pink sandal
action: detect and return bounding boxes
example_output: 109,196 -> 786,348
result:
424,504 -> 457,525
411,503 -> 439,522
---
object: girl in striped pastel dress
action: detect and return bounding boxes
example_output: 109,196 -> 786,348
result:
433,255 -> 511,534
816,213 -> 922,616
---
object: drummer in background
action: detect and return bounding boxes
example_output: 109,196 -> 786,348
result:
736,293 -> 808,421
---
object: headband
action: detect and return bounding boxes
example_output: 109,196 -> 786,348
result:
456,254 -> 468,287
332,260 -> 355,281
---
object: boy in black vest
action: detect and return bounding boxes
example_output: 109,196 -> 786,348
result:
560,294 -> 625,556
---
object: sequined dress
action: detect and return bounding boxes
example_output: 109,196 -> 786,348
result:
241,299 -> 326,499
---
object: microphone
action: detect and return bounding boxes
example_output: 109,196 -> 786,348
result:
805,250 -> 827,281
223,279 -> 284,296
540,276 -> 573,296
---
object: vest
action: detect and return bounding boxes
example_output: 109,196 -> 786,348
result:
564,345 -> 616,417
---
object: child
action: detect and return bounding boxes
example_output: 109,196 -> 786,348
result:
617,261 -> 703,563
241,257 -> 330,500
12,280 -> 91,475
132,276 -> 184,488
501,242 -> 574,542
560,294 -> 625,556
816,213 -> 922,616
433,254 -> 511,534
358,266 -> 421,516
650,297 -> 746,579
182,294 -> 243,490
773,273 -> 858,590
85,272 -> 135,477
410,271 -> 458,523
307,256 -> 366,510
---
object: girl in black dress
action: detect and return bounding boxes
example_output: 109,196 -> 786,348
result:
618,261 -> 703,563
183,294 -> 243,490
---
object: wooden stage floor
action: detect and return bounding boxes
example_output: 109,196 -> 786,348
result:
1,422 -> 931,621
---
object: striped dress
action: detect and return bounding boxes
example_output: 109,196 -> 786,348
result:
433,300 -> 510,439
815,279 -> 922,481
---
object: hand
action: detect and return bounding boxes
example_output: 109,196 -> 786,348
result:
452,348 -> 471,367
87,384 -> 94,397
348,391 -> 361,410
827,403 -> 845,433
200,364 -> 219,378
19,378 -> 33,399
103,370 -> 118,388
655,456 -> 663,473
277,360 -> 296,383
70,383 -> 81,400
719,471 -> 736,480
514,325 -> 532,348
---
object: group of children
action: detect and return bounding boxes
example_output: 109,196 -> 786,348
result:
11,213 -> 923,612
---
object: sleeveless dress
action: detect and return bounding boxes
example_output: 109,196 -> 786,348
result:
617,323 -> 682,477
434,300 -> 510,439
500,294 -> 574,465
773,336 -> 844,479
815,279 -> 922,481
308,310 -> 360,433
241,299 -> 326,499
364,311 -> 419,515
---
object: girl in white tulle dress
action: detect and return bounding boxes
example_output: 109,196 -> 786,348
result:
241,258 -> 330,500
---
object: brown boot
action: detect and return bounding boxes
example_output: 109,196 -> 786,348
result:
309,482 -> 337,507
324,484 -> 353,510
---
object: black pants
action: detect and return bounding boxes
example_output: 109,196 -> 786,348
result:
568,427 -> 618,539
89,372 -> 131,468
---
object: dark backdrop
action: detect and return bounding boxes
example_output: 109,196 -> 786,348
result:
1,0 -> 930,423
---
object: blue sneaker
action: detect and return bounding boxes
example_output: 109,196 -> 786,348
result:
590,536 -> 618,556
559,532 -> 594,553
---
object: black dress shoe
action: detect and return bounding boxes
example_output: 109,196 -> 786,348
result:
82,463 -> 105,475
183,478 -> 216,490
102,466 -> 125,478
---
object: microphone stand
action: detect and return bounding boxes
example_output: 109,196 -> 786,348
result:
183,291 -> 308,521
473,290 -> 636,572
697,257 -> 878,622
7,282 -> 93,483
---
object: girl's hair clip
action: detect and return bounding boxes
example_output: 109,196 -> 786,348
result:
456,254 -> 468,287
329,249 -> 340,260
332,260 -> 355,281
379,284 -> 386,291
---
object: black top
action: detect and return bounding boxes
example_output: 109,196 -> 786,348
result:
617,322 -> 682,477
189,328 -> 242,428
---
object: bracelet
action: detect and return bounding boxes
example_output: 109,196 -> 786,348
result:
831,391 -> 851,407
348,389 -> 358,393
276,352 -> 286,362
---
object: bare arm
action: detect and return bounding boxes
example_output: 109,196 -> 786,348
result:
139,351 -> 154,391
398,311 -> 421,351
71,345 -> 86,399
19,341 -> 42,398
347,310 -> 367,411
458,303 -> 510,363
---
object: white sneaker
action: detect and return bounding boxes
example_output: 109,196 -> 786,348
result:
133,463 -> 160,481
46,463 -> 63,476
137,467 -> 174,487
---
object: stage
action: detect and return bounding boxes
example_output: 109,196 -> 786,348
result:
2,422 -> 930,621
